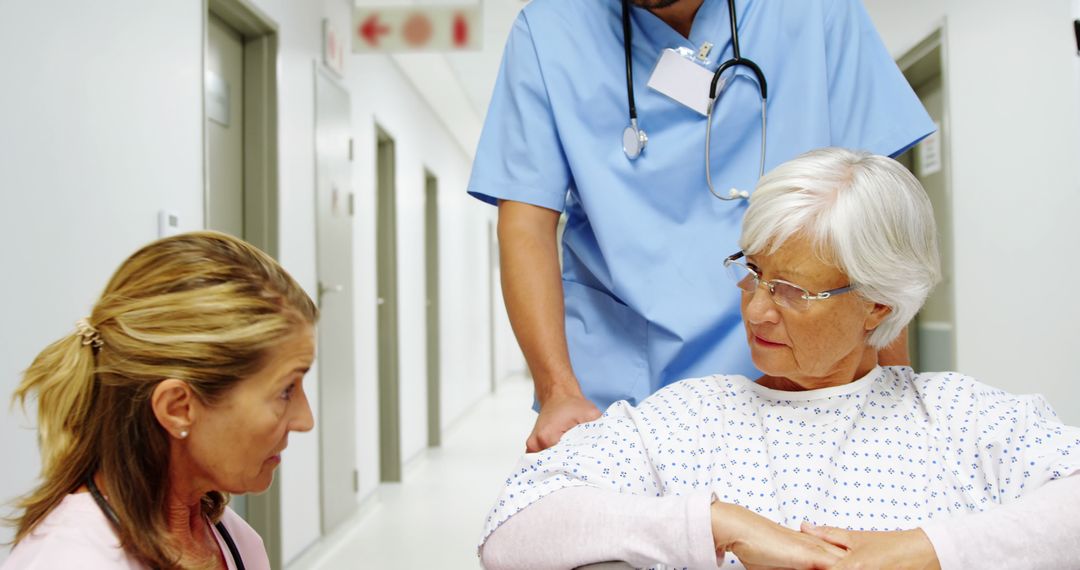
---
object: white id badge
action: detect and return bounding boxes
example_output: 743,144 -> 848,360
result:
647,48 -> 726,116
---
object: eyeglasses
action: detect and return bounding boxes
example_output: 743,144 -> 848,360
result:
723,251 -> 854,311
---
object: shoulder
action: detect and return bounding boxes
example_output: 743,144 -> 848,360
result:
583,376 -> 734,437
520,0 -> 611,25
218,507 -> 270,567
3,494 -> 143,569
909,368 -> 1039,404
818,0 -> 869,25
649,375 -> 738,401
510,0 -> 616,49
635,375 -> 744,414
906,368 -> 1065,427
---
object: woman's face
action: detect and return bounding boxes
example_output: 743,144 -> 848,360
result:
740,235 -> 888,390
187,326 -> 316,495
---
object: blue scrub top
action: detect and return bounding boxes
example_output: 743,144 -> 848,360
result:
469,0 -> 934,410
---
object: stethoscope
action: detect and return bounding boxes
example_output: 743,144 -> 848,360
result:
87,476 -> 246,569
621,0 -> 768,201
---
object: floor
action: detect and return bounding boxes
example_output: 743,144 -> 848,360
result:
288,377 -> 536,570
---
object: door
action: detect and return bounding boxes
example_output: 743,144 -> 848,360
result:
314,67 -> 358,533
898,37 -> 955,371
376,128 -> 402,482
204,2 -> 282,562
424,171 -> 441,447
206,13 -> 244,238
205,12 -> 246,519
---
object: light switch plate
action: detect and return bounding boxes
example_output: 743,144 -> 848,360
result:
158,210 -> 181,238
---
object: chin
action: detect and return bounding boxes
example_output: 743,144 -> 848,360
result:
749,349 -> 790,378
248,472 -> 276,494
227,470 -> 276,496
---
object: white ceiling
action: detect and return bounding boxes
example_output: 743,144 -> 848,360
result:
358,0 -> 527,158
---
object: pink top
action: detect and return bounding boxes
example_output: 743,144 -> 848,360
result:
2,493 -> 270,570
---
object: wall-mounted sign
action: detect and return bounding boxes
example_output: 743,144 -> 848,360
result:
917,121 -> 943,177
323,18 -> 347,76
205,70 -> 230,126
352,5 -> 482,53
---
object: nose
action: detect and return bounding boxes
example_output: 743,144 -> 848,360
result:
292,388 -> 315,433
743,281 -> 780,325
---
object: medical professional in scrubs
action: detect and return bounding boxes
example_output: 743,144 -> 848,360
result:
468,0 -> 935,451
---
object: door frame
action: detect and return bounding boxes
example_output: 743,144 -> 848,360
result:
202,0 -> 282,566
203,0 -> 280,257
896,27 -> 958,371
424,169 -> 441,447
376,126 -> 402,482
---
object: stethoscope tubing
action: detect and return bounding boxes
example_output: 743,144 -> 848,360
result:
622,0 -> 768,200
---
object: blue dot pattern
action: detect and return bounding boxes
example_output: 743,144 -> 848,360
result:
481,366 -> 1080,569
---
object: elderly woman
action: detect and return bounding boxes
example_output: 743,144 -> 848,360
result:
479,148 -> 1080,569
4,232 -> 316,570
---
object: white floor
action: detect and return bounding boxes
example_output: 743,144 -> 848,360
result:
288,377 -> 536,570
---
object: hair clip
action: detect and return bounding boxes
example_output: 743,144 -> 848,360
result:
75,318 -> 104,349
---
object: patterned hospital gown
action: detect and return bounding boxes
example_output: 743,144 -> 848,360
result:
482,366 -> 1080,569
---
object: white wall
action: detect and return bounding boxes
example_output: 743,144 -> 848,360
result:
863,0 -> 1080,423
0,0 -> 205,554
343,49 -> 494,494
0,0 -> 499,564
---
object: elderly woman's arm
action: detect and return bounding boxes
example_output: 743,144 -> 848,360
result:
481,487 -> 847,570
481,487 -> 718,569
802,473 -> 1080,569
922,474 -> 1080,569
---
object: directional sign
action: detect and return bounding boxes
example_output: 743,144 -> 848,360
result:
352,5 -> 482,53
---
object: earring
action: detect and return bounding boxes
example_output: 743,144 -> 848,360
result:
179,430 -> 189,439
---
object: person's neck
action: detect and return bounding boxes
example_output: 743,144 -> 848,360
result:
166,461 -> 222,566
165,488 -> 209,547
758,346 -> 879,392
88,468 -> 222,567
650,0 -> 704,38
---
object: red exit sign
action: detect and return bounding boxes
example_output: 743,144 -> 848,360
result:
352,6 -> 482,53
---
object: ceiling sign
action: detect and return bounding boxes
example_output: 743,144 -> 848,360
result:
352,5 -> 482,53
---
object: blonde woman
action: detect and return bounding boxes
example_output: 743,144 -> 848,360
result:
4,231 -> 317,570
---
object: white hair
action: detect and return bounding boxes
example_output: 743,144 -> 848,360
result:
740,147 -> 941,348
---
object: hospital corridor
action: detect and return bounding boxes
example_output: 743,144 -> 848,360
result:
2,0 -> 1080,569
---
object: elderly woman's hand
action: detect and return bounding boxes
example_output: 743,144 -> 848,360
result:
800,523 -> 940,570
711,502 -> 847,570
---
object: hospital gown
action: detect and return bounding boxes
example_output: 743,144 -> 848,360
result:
481,366 -> 1080,569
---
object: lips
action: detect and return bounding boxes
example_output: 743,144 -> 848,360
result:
267,445 -> 287,464
752,333 -> 786,347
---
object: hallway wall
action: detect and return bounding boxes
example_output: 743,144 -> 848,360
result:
0,0 -> 502,564
863,0 -> 1080,424
0,0 -> 206,556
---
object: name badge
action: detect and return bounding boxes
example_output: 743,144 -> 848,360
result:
647,48 -> 727,116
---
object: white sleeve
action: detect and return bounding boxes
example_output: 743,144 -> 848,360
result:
480,486 -> 719,570
921,474 -> 1080,569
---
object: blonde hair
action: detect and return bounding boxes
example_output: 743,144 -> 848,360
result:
11,231 -> 318,569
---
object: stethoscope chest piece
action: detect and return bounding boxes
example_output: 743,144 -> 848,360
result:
622,119 -> 647,160
620,0 -> 766,198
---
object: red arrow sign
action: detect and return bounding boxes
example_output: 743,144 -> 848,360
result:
359,14 -> 390,46
452,13 -> 469,47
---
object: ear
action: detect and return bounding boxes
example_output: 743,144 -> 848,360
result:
864,302 -> 893,332
151,379 -> 196,439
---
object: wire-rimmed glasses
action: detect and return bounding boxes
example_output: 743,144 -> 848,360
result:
723,251 -> 854,311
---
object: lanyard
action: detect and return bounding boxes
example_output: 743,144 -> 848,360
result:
87,477 -> 246,570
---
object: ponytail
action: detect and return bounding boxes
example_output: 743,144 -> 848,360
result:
10,326 -> 102,542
